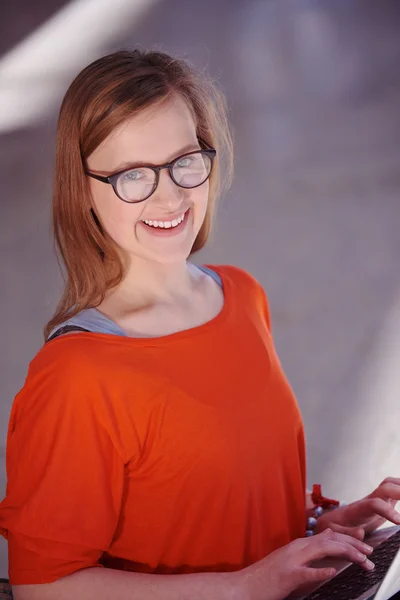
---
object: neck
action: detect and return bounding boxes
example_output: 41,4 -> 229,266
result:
106,256 -> 197,310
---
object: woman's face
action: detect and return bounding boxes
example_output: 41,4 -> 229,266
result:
86,95 -> 209,266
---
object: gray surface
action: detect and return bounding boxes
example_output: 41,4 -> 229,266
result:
1,0 -> 400,578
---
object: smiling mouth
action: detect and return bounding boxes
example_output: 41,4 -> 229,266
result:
141,209 -> 188,230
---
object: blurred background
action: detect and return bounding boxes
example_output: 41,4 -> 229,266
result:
1,0 -> 399,576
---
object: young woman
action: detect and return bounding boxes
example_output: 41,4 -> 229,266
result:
0,49 -> 399,600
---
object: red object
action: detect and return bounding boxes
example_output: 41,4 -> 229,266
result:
311,484 -> 340,509
0,265 -> 307,585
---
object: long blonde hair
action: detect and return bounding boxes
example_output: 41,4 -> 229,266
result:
44,49 -> 233,340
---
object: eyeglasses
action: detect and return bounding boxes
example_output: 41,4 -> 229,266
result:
86,145 -> 217,204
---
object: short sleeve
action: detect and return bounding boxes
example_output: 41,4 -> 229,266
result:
0,341 -> 126,584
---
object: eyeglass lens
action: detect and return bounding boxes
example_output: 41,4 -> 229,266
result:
116,152 -> 212,202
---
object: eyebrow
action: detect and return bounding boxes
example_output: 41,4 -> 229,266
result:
107,142 -> 202,174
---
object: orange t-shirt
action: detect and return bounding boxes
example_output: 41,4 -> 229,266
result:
0,265 -> 306,584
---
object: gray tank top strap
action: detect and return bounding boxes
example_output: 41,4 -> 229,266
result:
47,324 -> 92,341
196,265 -> 223,287
47,308 -> 126,342
47,265 -> 223,341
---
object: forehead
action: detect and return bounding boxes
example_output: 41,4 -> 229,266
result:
89,95 -> 198,168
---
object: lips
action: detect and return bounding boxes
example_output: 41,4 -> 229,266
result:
141,211 -> 186,229
139,208 -> 190,236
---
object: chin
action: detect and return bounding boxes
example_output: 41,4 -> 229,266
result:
131,212 -> 203,265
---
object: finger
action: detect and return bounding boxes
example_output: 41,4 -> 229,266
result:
371,482 -> 400,503
365,497 -> 400,525
328,522 -> 366,541
304,532 -> 375,570
318,529 -> 373,555
301,566 -> 337,585
379,477 -> 400,487
319,541 -> 374,571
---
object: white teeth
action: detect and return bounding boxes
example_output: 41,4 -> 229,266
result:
142,212 -> 186,229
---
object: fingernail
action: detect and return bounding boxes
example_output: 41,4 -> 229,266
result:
357,552 -> 366,560
365,559 -> 375,571
327,568 -> 336,577
394,514 -> 400,524
363,544 -> 373,553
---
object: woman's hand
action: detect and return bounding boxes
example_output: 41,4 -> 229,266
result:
237,528 -> 374,600
315,477 -> 400,539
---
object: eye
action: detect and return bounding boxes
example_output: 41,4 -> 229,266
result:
119,168 -> 156,185
175,155 -> 196,168
122,169 -> 145,181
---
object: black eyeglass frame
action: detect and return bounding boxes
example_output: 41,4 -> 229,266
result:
85,144 -> 217,204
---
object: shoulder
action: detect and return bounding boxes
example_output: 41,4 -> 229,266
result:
16,336 -> 113,413
10,337 -> 123,438
208,264 -> 272,329
208,264 -> 266,296
20,335 -> 158,405
33,334 -> 103,376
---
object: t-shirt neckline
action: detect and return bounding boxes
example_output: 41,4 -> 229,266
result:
60,265 -> 231,345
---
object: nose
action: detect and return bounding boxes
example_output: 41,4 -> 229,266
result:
152,168 -> 184,211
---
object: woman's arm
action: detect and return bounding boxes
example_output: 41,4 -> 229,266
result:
12,530 -> 375,600
12,567 -> 243,600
